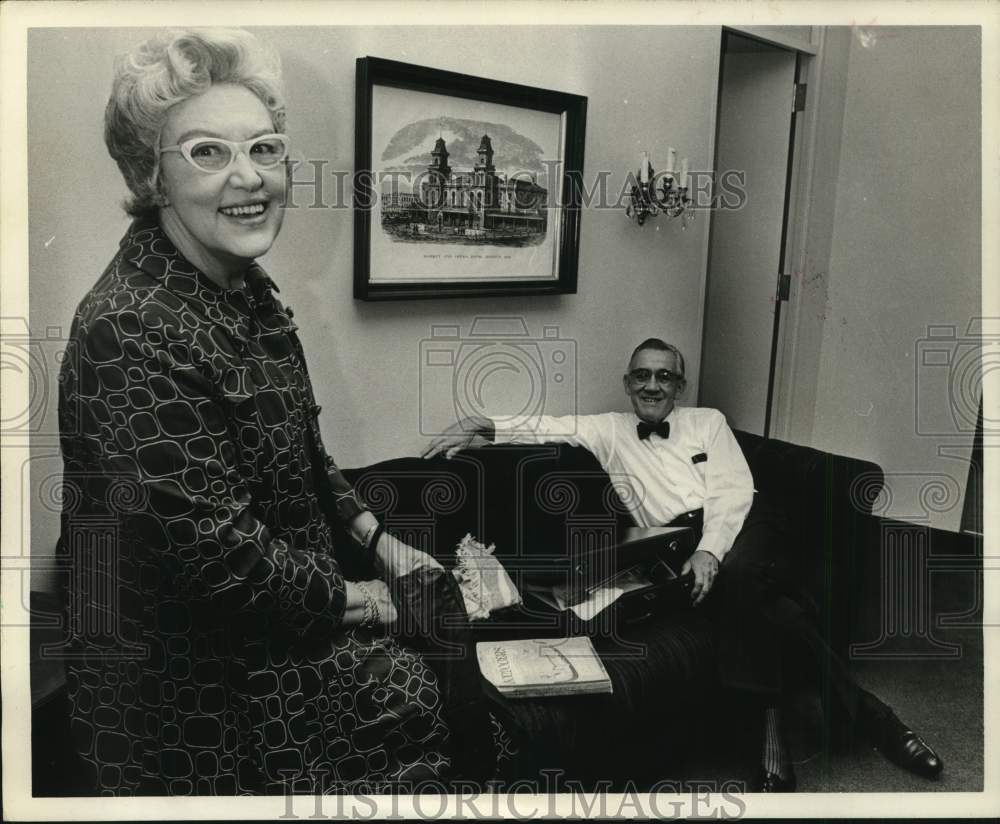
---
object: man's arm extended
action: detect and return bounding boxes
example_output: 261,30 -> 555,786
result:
422,414 -> 606,459
421,415 -> 496,458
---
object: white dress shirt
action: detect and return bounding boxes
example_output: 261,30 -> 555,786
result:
491,406 -> 755,562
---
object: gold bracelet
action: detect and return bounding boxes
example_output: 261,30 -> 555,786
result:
367,524 -> 386,554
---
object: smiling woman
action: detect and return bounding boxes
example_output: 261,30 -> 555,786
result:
58,28 -> 512,796
155,83 -> 287,286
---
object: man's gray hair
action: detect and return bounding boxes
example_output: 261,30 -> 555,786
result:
628,338 -> 686,378
104,28 -> 286,218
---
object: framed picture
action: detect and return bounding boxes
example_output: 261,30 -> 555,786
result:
354,56 -> 587,301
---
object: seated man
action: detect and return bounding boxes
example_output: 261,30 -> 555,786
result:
424,337 -> 943,791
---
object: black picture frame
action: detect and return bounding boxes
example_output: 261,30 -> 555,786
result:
354,56 -> 587,301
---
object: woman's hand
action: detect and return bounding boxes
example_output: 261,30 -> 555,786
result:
346,580 -> 398,628
421,415 -> 495,459
376,532 -> 444,580
365,579 -> 399,626
347,512 -> 443,580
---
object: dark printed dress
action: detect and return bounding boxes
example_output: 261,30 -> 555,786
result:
58,219 -> 452,795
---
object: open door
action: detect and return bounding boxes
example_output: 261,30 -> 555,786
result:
699,32 -> 802,436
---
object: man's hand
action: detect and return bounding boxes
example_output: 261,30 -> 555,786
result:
422,415 -> 494,459
376,532 -> 444,580
681,550 -> 720,606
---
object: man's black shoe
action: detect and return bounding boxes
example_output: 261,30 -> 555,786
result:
872,712 -> 943,779
753,766 -> 797,792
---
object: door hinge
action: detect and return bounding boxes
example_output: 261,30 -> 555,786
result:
777,272 -> 792,301
792,83 -> 807,112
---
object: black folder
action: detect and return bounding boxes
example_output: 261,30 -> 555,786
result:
565,525 -> 697,601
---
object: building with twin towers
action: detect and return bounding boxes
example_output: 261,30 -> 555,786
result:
381,134 -> 548,242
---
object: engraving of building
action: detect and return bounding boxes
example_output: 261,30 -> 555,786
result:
380,135 -> 548,243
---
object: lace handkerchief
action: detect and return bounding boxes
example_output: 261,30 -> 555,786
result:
452,533 -> 522,621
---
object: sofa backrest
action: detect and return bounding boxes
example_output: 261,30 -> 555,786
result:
732,430 -> 884,517
343,445 -> 632,586
344,435 -> 884,641
732,429 -> 885,653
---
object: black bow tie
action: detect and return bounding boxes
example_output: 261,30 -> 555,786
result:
637,420 -> 670,441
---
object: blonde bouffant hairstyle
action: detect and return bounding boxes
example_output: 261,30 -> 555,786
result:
104,28 -> 286,218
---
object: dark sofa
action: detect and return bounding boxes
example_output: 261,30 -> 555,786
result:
338,429 -> 887,782
32,430 -> 887,792
345,430 -> 885,650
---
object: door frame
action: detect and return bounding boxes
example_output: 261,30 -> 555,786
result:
768,27 -> 831,443
697,26 -> 823,440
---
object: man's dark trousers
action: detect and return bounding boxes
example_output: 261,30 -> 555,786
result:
668,495 -> 864,727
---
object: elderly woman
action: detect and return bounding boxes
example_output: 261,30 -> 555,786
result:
59,28 -> 507,796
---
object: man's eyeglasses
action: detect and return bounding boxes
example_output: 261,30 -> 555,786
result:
628,368 -> 684,386
158,133 -> 290,174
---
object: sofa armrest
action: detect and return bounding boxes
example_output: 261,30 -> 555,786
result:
733,430 -> 886,657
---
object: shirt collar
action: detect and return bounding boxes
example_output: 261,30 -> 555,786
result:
118,217 -> 293,342
631,405 -> 678,427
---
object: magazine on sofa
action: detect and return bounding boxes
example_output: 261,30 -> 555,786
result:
476,636 -> 613,698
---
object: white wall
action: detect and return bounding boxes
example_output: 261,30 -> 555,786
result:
792,26 -> 981,531
27,26 -> 722,584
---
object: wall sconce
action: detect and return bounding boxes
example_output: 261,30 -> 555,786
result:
625,149 -> 694,228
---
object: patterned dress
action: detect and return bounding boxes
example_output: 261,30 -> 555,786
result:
58,219 -> 453,795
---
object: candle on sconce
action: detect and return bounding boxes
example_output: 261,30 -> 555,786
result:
624,145 -> 695,225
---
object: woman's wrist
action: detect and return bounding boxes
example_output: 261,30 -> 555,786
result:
354,580 -> 381,626
367,523 -> 386,554
373,528 -> 395,574
361,522 -> 379,551
349,511 -> 378,548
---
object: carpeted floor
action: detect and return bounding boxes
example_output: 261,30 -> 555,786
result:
676,559 -> 983,792
795,624 -> 982,792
